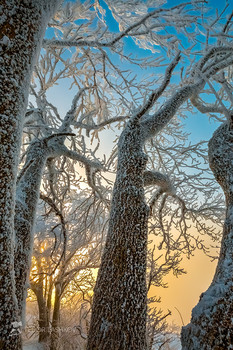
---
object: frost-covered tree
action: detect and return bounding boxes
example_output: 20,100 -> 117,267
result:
0,1 -> 164,347
181,69 -> 233,348
86,42 -> 233,350
14,87 -> 103,324
179,9 -> 233,348
0,2 -> 63,349
28,189 -> 106,350
182,119 -> 233,350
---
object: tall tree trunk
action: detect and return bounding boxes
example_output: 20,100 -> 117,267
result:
87,118 -> 149,350
0,2 -> 62,349
15,141 -> 48,322
50,283 -> 62,350
181,122 -> 233,349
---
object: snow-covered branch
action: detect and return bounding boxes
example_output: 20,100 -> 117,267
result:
54,144 -> 103,170
141,81 -> 204,140
191,94 -> 226,115
143,170 -> 173,194
43,0 -> 206,52
140,47 -> 233,141
59,87 -> 91,133
133,52 -> 181,122
73,116 -> 128,132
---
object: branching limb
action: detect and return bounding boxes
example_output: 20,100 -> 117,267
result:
73,115 -> 128,132
144,170 -> 174,217
141,80 -> 205,140
43,1 -> 206,49
85,164 -> 110,208
54,144 -> 103,170
39,193 -> 67,268
141,46 -> 233,140
190,94 -> 226,115
144,170 -> 174,193
132,52 -> 181,122
59,87 -> 91,133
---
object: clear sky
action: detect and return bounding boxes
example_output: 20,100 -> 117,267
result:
150,244 -> 217,328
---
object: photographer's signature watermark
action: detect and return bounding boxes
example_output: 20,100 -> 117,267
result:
10,321 -> 22,336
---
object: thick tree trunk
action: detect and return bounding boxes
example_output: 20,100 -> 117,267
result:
50,284 -> 62,350
87,118 -> 149,350
0,2 -> 61,349
181,123 -> 233,349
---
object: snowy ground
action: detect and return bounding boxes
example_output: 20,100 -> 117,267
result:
22,335 -> 181,350
169,337 -> 181,350
23,341 -> 44,350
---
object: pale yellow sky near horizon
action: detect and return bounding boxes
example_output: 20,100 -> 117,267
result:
150,249 -> 217,329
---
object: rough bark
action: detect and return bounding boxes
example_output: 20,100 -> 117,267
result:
181,122 -> 233,349
0,1 -> 62,349
87,118 -> 149,350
